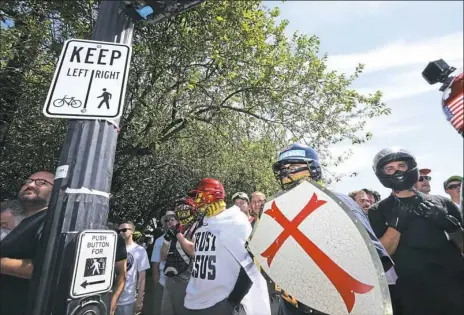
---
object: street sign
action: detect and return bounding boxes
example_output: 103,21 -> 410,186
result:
43,39 -> 132,120
70,230 -> 117,298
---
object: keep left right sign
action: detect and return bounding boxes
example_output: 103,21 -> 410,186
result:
43,39 -> 132,120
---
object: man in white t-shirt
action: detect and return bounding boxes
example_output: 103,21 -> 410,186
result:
184,178 -> 270,315
151,223 -> 167,315
117,222 -> 150,315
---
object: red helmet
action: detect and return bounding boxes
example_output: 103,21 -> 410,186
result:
189,178 -> 225,207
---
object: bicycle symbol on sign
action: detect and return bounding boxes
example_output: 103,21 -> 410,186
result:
53,96 -> 82,108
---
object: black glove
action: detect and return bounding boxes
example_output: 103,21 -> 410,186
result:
387,202 -> 412,233
163,232 -> 173,241
165,223 -> 181,241
421,200 -> 462,233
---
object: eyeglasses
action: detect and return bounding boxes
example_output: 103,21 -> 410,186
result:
419,176 -> 431,182
164,217 -> 176,223
23,178 -> 53,187
446,183 -> 461,190
118,228 -> 132,233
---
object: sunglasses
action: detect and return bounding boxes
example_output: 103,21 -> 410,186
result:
118,228 -> 132,233
164,217 -> 176,223
419,176 -> 431,182
446,183 -> 461,190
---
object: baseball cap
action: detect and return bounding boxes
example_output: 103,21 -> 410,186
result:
232,192 -> 250,203
419,168 -> 431,175
443,175 -> 463,190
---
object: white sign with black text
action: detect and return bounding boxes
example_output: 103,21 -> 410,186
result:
43,39 -> 132,120
70,230 -> 117,298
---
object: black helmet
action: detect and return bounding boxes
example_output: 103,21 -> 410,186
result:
373,147 -> 419,191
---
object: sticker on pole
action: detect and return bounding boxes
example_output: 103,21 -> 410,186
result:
70,230 -> 117,298
43,39 -> 132,120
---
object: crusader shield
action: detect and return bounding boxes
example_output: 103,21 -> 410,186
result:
248,180 -> 392,315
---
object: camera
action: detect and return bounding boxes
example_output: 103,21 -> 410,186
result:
422,59 -> 457,91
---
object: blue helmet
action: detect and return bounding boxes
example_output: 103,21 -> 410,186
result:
272,143 -> 323,188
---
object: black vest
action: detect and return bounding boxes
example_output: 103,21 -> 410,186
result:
164,239 -> 191,277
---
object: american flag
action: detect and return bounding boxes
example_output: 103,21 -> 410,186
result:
443,93 -> 463,133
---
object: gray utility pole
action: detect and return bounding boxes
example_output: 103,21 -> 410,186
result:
28,2 -> 134,314
28,1 -> 206,314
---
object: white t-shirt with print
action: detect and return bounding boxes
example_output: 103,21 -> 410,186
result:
184,205 -> 252,310
151,235 -> 166,286
118,243 -> 150,305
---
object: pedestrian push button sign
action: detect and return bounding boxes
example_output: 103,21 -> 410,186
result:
43,39 -> 131,120
70,230 -> 117,298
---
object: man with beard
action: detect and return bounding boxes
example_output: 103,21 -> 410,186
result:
368,147 -> 464,315
269,144 -> 395,315
116,222 -> 150,315
0,171 -> 54,315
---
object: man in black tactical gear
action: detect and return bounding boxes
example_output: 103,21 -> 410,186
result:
368,147 -> 464,315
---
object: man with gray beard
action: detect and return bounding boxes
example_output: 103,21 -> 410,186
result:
0,171 -> 54,315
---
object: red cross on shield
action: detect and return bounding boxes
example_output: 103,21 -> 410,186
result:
248,180 -> 391,315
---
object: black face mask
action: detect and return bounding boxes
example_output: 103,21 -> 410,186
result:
391,170 -> 406,178
378,167 -> 419,191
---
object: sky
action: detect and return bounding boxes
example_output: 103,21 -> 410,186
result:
267,0 -> 463,198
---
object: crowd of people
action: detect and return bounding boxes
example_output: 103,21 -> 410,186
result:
1,142 -> 463,315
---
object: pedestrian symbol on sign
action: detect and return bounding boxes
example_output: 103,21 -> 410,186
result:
84,257 -> 106,277
97,88 -> 112,109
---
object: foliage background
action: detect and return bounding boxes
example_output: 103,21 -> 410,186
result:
0,0 -> 389,227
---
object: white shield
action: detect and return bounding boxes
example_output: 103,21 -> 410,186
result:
248,180 -> 392,315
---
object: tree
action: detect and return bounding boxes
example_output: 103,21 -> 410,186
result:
0,1 -> 99,156
0,0 -> 390,227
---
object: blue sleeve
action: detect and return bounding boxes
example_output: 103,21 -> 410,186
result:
335,193 -> 391,262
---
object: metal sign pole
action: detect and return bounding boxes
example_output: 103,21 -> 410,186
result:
28,1 -> 134,314
28,1 -> 207,314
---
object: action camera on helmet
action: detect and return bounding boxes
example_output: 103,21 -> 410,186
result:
422,59 -> 457,92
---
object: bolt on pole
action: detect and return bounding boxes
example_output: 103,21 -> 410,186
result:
28,1 -> 134,314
